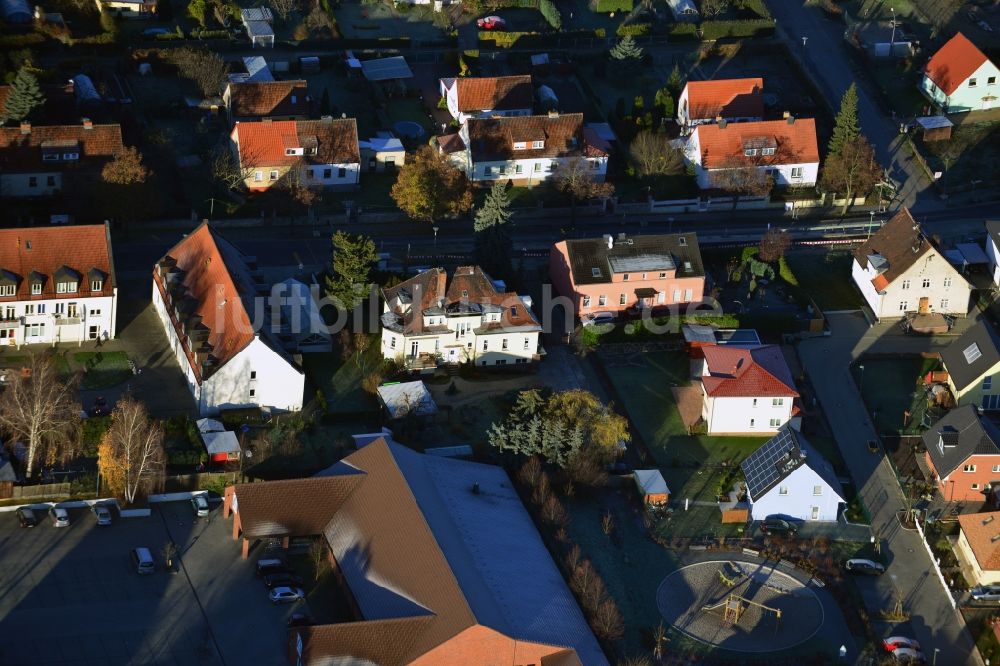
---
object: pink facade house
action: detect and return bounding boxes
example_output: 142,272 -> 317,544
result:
550,233 -> 706,320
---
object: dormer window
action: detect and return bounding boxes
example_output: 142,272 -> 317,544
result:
56,281 -> 77,294
531,140 -> 544,149
285,148 -> 304,156
678,236 -> 687,246
42,153 -> 60,162
291,95 -> 297,104
592,268 -> 601,277
0,285 -> 13,297
31,283 -> 41,295
63,152 -> 79,161
511,306 -> 518,317
91,280 -> 103,292
306,147 -> 317,155
762,147 -> 776,156
513,141 -> 527,150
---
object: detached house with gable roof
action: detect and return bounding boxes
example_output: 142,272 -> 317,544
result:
851,207 -> 971,320
0,120 -> 123,198
223,434 -> 607,665
222,80 -> 309,125
443,112 -> 608,186
957,510 -> 1000,585
380,266 -> 543,371
550,232 -> 706,321
230,118 -> 360,192
0,224 -> 116,346
700,344 -> 800,436
940,320 -> 1000,410
152,222 -> 305,416
438,75 -> 534,124
683,116 -> 819,190
740,426 -> 845,522
920,32 -> 1000,113
922,405 -> 1000,502
677,77 -> 764,129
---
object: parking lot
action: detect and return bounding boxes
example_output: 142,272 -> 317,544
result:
0,500 -> 302,666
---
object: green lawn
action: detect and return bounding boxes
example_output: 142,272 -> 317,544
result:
74,351 -> 132,390
384,98 -> 433,133
785,250 -> 864,311
853,356 -> 940,435
303,349 -> 380,416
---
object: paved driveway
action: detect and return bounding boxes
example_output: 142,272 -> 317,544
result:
798,312 -> 982,665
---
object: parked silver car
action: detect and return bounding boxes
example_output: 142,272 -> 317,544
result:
93,505 -> 113,526
49,507 -> 70,528
971,584 -> 1000,602
269,586 -> 305,604
191,494 -> 209,518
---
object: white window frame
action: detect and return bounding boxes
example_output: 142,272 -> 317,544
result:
0,285 -> 16,297
964,464 -> 977,473
31,283 -> 41,295
790,167 -> 804,179
582,295 -> 591,308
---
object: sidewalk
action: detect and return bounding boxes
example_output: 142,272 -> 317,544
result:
798,312 -> 982,665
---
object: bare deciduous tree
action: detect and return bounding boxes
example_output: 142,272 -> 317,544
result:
709,154 -> 774,209
758,228 -> 792,262
551,156 -> 615,225
309,539 -> 329,581
97,396 -> 166,504
268,0 -> 295,20
0,353 -> 79,478
629,130 -> 685,178
211,147 -> 254,191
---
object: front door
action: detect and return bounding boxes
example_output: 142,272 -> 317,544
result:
409,341 -> 418,359
447,348 -> 459,363
918,297 -> 930,314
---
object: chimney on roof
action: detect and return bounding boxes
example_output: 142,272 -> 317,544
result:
718,119 -> 727,129
548,110 -> 559,119
782,111 -> 791,119
786,114 -> 795,125
82,118 -> 93,130
19,121 -> 30,135
605,234 -> 614,249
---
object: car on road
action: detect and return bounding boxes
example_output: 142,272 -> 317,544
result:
191,494 -> 209,518
971,584 -> 1000,601
263,572 -> 305,589
49,507 -> 70,527
16,507 -> 37,527
93,504 -> 113,526
91,396 -> 110,417
476,15 -> 506,30
581,312 -> 616,328
142,27 -> 170,37
845,558 -> 885,575
867,439 -> 880,453
269,586 -> 305,604
883,637 -> 922,652
889,646 -> 926,663
760,518 -> 798,536
287,613 -> 315,628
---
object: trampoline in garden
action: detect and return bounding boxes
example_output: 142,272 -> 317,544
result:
393,121 -> 426,140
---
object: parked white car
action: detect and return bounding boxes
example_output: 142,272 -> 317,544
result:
49,507 -> 70,528
93,505 -> 113,526
191,494 -> 209,518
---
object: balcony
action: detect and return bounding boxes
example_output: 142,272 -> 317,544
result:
404,352 -> 441,372
55,316 -> 82,325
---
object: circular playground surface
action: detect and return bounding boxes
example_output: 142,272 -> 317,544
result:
656,559 -> 824,653
393,121 -> 426,140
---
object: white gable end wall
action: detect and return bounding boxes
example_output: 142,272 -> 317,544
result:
201,336 -> 304,415
865,248 -> 971,320
749,464 -> 843,522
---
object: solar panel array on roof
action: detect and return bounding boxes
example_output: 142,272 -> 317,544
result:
740,427 -> 805,499
965,343 -> 983,364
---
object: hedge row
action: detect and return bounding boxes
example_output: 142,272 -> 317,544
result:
479,29 -> 602,48
700,18 -> 775,40
616,22 -> 651,37
594,0 -> 632,12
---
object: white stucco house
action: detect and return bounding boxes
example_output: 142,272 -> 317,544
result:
152,222 -> 305,416
0,224 -> 117,347
441,112 -> 609,187
700,344 -> 800,436
920,32 -> 1000,113
683,117 -> 819,190
985,220 -> 1000,285
740,426 -> 845,522
851,207 -> 972,320
438,75 -> 534,124
676,78 -> 763,129
380,266 -> 543,371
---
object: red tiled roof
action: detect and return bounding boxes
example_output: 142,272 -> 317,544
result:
959,511 -> 1000,571
853,208 -> 936,286
455,75 -> 533,112
467,113 -> 601,161
0,122 -> 123,172
871,274 -> 890,291
0,224 -> 115,301
683,78 -> 764,121
436,132 -> 466,154
232,118 -> 359,168
226,80 -> 309,118
694,118 -> 819,169
152,223 -> 257,384
924,33 -> 989,96
702,345 -> 799,398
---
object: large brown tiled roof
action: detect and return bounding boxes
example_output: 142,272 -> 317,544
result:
466,113 -> 596,161
924,32 -> 990,96
455,75 -> 533,112
227,80 -> 309,118
694,118 -> 819,169
291,617 -> 433,666
0,224 -> 115,301
233,118 -> 359,168
0,122 -> 123,172
959,511 -> 1000,571
233,476 -> 362,538
852,208 -> 933,285
683,77 -> 764,121
702,345 -> 799,398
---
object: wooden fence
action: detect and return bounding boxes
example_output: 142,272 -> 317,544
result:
2,482 -> 73,500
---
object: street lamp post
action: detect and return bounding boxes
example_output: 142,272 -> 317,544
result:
890,7 -> 896,52
869,210 -> 875,239
933,648 -> 940,665
801,36 -> 808,52
432,225 -> 440,252
859,364 -> 865,394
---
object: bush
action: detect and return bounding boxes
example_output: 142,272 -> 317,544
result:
191,28 -> 229,39
665,22 -> 698,39
616,22 -> 650,37
737,0 -> 771,19
594,0 -> 632,12
478,31 -> 539,48
81,416 -> 112,457
539,0 -> 561,29
699,19 -> 775,40
0,33 -> 46,48
154,32 -> 187,41
778,255 -> 798,286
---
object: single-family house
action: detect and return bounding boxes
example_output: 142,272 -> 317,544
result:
379,266 -> 543,371
448,112 -> 609,186
851,207 -> 972,320
94,0 -> 156,17
700,345 -> 800,436
550,232 -> 706,321
272,278 -> 332,353
0,120 -> 123,198
985,220 -> 1000,285
230,118 -> 360,192
940,320 -> 1000,409
241,8 -> 274,48
666,0 -> 698,22
223,80 -> 309,125
438,75 -> 534,123
683,117 -> 819,190
920,32 -> 1000,113
152,221 -> 305,416
740,425 -> 845,522
922,405 -> 1000,502
957,511 -> 1000,585
0,224 -> 117,346
677,78 -> 764,128
223,435 -> 607,665
359,134 -> 405,172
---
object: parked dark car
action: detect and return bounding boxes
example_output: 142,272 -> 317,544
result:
287,613 -> 315,628
16,506 -> 37,527
760,518 -> 798,536
845,558 -> 886,575
264,572 -> 304,589
255,558 -> 288,578
91,396 -> 110,417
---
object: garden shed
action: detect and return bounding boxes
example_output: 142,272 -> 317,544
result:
634,469 -> 670,505
916,115 -> 953,142
377,381 -> 438,420
202,430 -> 241,463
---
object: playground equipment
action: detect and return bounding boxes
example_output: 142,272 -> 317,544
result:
702,593 -> 783,632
